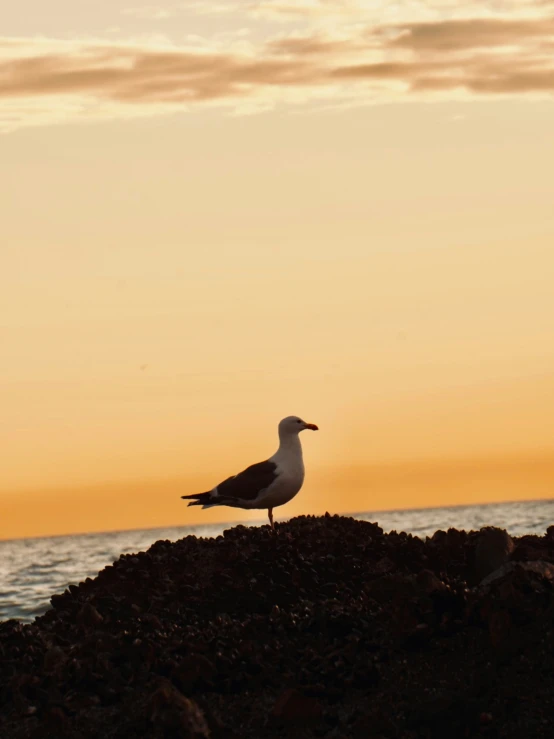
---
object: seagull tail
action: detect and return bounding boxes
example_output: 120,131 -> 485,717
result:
181,491 -> 218,508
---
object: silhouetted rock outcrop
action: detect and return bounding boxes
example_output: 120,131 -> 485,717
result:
474,526 -> 515,581
2,514 -> 554,737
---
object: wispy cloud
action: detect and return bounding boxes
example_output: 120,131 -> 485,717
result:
1,1 -> 554,131
248,0 -> 552,23
248,0 -> 348,21
389,17 -> 554,51
185,1 -> 239,16
122,6 -> 173,20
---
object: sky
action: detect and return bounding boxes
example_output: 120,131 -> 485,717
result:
2,0 -> 554,539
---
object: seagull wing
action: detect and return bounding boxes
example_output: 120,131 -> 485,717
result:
216,459 -> 279,502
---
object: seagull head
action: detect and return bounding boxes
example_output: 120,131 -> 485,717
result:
279,416 -> 319,436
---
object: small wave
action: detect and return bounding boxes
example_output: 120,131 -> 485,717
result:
28,558 -> 73,569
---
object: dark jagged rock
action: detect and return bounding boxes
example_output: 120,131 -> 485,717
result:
1,514 -> 554,738
474,526 -> 515,582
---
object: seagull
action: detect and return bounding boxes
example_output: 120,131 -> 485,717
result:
181,416 -> 318,529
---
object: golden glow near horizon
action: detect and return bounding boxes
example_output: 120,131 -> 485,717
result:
2,0 -> 554,538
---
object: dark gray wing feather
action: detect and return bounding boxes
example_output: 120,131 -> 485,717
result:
215,460 -> 278,502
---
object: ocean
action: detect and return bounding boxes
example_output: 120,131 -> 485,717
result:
2,499 -> 554,623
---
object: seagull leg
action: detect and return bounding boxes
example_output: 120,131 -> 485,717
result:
268,508 -> 274,530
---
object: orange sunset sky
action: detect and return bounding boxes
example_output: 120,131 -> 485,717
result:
2,0 -> 554,540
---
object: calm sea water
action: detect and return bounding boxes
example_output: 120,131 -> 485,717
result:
2,500 -> 553,623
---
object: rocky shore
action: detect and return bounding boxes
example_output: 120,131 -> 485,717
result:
2,514 -> 554,738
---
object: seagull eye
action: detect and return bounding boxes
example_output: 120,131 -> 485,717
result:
296,420 -> 302,424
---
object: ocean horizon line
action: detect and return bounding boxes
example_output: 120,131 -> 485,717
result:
2,495 -> 553,544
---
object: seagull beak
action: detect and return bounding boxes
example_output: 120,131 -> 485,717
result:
305,423 -> 319,431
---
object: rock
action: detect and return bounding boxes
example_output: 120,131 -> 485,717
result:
374,556 -> 395,574
271,688 -> 323,725
1,515 -> 554,738
173,654 -> 216,692
415,569 -> 445,594
76,603 -> 103,628
474,526 -> 514,581
42,646 -> 67,675
479,559 -> 554,587
142,679 -> 210,738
